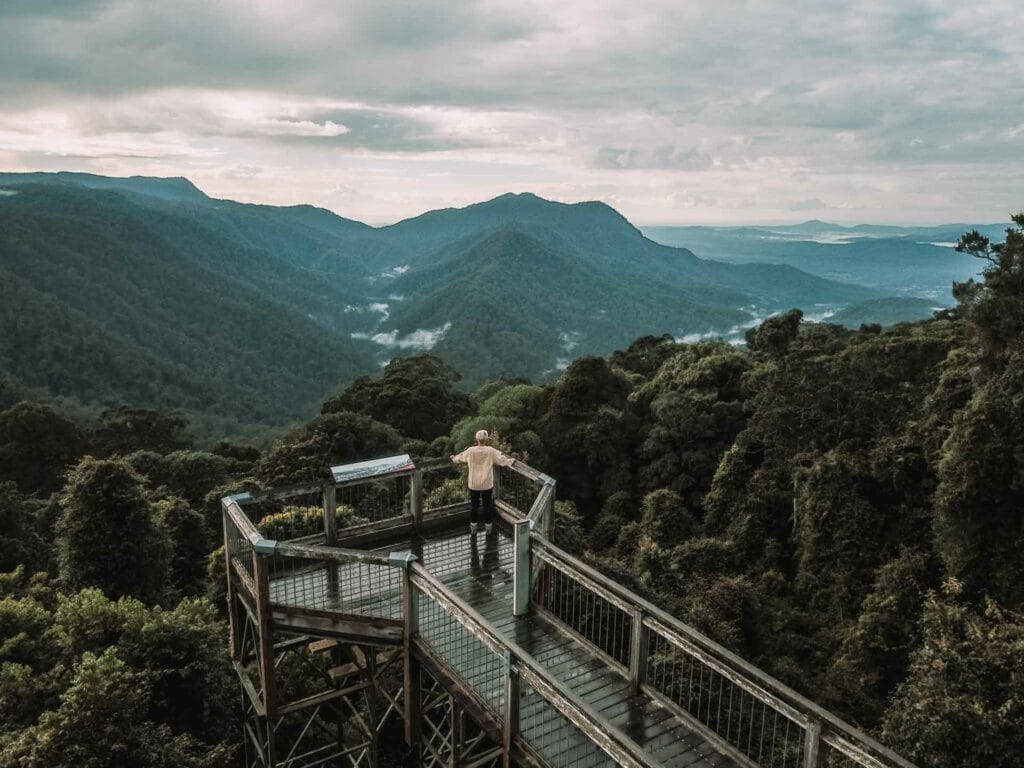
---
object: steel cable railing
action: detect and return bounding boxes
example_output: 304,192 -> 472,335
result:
407,562 -> 657,768
221,455 -> 916,768
529,537 -> 917,768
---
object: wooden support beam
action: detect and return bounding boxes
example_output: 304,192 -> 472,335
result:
364,645 -> 380,768
512,518 -> 530,617
232,660 -> 266,717
502,652 -> 520,768
252,551 -> 277,720
323,483 -> 339,600
402,569 -> 421,748
268,609 -> 403,645
307,638 -> 338,654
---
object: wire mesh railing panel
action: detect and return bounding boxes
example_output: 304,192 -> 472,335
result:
266,553 -> 402,619
645,627 -> 806,768
531,555 -> 633,669
518,677 -> 618,768
421,463 -> 465,512
224,507 -> 255,589
243,488 -> 323,531
337,474 -> 411,525
415,588 -> 508,718
495,465 -> 540,517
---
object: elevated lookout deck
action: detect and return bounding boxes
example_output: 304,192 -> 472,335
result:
222,457 -> 918,768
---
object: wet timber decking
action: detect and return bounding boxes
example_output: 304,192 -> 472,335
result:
268,524 -> 740,768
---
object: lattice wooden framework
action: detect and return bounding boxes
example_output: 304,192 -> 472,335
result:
222,457 -> 918,768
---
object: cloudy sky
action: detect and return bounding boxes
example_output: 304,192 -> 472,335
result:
1,0 -> 1021,225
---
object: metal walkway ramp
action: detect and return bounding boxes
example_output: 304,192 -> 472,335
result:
222,457 -> 918,768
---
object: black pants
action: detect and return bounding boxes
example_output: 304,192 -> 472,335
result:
469,488 -> 494,525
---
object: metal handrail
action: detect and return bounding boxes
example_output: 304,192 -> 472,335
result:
409,562 -> 661,768
223,454 -> 915,768
530,536 -> 917,768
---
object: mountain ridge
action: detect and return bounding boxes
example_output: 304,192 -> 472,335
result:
0,172 -> 926,436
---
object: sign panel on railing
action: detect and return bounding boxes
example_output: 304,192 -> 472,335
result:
331,454 -> 415,484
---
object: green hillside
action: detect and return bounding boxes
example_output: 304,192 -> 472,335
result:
0,173 -> 912,435
0,184 -> 378,433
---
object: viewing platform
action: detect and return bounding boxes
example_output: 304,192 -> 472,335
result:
222,456 -> 917,768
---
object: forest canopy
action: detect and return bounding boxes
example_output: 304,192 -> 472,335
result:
1,215 -> 1023,767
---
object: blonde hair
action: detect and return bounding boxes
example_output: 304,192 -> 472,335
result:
475,429 -> 489,442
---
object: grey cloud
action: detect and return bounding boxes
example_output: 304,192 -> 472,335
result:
289,108 -> 488,152
0,0 -> 1022,224
0,0 -> 112,19
788,198 -> 826,211
593,146 -> 714,171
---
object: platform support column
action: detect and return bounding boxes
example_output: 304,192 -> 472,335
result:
323,483 -> 339,598
401,562 -> 421,747
252,551 -> 277,720
502,652 -> 520,768
513,519 -> 530,616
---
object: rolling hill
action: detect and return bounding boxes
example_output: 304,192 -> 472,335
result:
0,173 -> 940,435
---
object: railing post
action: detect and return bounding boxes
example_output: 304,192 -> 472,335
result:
410,469 -> 423,531
629,607 -> 648,695
803,718 -> 822,768
542,480 -> 555,540
513,518 -> 530,616
252,550 -> 277,720
502,651 -> 520,768
401,564 -> 421,748
222,507 -> 240,659
323,483 -> 338,543
323,483 -> 339,599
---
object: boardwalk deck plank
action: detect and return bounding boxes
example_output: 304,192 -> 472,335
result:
268,524 -> 740,768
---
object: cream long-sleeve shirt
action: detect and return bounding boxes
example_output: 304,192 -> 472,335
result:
452,445 -> 514,491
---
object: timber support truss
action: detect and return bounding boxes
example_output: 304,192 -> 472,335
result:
222,456 -> 919,768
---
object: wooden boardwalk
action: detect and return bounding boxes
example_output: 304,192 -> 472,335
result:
227,459 -> 917,768
269,523 -> 741,768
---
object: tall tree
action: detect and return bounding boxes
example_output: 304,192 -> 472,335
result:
56,457 -> 170,603
0,401 -> 90,494
882,579 -> 1024,768
933,215 -> 1024,607
257,411 -> 403,486
322,354 -> 472,441
93,406 -> 192,456
0,482 -> 45,573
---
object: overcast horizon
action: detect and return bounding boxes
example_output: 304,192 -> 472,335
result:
1,1 -> 1021,226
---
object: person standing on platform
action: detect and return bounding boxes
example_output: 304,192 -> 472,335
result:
451,430 -> 515,534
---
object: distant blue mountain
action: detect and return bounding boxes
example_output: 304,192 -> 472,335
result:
0,172 -> 915,423
0,171 -> 210,202
642,221 -> 1002,307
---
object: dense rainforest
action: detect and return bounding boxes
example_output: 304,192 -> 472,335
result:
1,215 -> 1022,768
